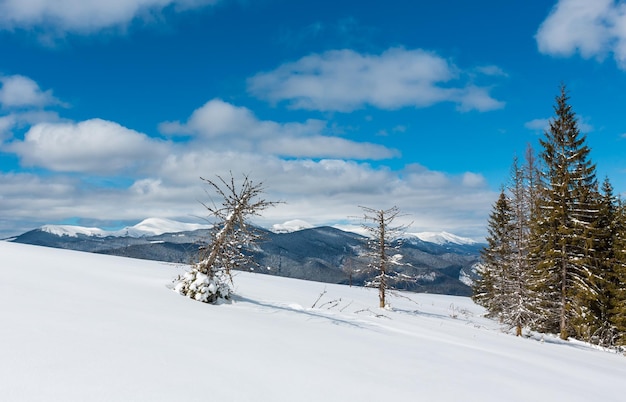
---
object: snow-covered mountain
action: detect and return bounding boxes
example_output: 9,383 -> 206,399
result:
41,217 -> 211,238
10,219 -> 484,296
39,217 -> 480,246
271,219 -> 314,233
1,241 -> 624,402
407,231 -> 478,246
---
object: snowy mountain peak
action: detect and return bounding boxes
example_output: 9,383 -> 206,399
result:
271,219 -> 314,233
41,224 -> 108,238
407,231 -> 478,246
40,218 -> 211,238
126,218 -> 210,237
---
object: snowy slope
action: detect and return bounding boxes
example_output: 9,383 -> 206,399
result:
1,241 -> 624,402
41,217 -> 210,238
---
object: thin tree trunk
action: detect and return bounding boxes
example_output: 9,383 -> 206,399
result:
199,198 -> 246,278
560,245 -> 568,340
379,211 -> 386,308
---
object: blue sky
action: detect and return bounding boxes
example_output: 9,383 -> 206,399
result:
1,0 -> 625,239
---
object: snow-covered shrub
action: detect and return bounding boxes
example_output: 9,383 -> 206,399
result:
173,267 -> 231,304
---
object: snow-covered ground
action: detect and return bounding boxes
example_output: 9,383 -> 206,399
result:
1,241 -> 624,402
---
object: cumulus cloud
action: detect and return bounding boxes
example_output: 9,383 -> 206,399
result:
0,115 -> 16,141
462,172 -> 487,187
160,98 -> 292,139
162,154 -> 494,238
152,153 -> 494,238
0,92 -> 493,239
160,98 -> 399,160
0,153 -> 496,240
0,110 -> 64,145
8,118 -> 168,174
0,75 -> 65,142
0,0 -> 220,35
536,0 -> 626,69
0,75 -> 61,108
247,47 -> 505,112
263,136 -> 398,159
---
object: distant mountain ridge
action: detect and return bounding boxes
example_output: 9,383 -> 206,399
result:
8,218 -> 485,296
406,231 -> 477,246
39,217 -> 479,246
40,218 -> 211,238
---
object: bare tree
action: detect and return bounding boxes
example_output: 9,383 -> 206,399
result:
174,173 -> 279,303
359,206 -> 411,308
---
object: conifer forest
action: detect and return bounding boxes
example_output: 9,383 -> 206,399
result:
473,86 -> 626,347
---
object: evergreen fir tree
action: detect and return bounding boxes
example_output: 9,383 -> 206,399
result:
579,177 -> 618,345
610,198 -> 626,345
503,156 -> 540,336
473,191 -> 514,320
529,85 -> 600,340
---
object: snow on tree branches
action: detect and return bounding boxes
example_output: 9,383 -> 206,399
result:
475,85 -> 626,348
174,173 -> 280,304
358,205 -> 413,308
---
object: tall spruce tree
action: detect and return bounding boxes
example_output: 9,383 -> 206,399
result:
504,156 -> 540,336
610,198 -> 626,345
529,85 -> 600,340
473,191 -> 514,320
474,156 -> 539,336
588,177 -> 621,345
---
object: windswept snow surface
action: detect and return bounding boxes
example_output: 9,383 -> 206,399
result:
1,242 -> 624,402
41,217 -> 210,238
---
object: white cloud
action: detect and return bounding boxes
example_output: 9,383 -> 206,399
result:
474,65 -> 509,77
247,47 -> 505,112
525,116 -> 593,133
524,118 -> 551,132
0,150 -> 496,239
160,99 -> 297,140
462,172 -> 486,187
8,118 -> 168,174
261,136 -> 398,159
160,98 -> 398,160
0,115 -> 16,141
577,117 -> 594,133
536,0 -> 626,69
455,86 -> 505,112
155,154 -> 495,238
0,92 -> 493,239
0,0 -> 220,35
0,110 -> 64,144
170,154 -> 493,233
0,75 -> 61,108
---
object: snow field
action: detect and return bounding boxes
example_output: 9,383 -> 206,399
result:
0,241 -> 624,402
